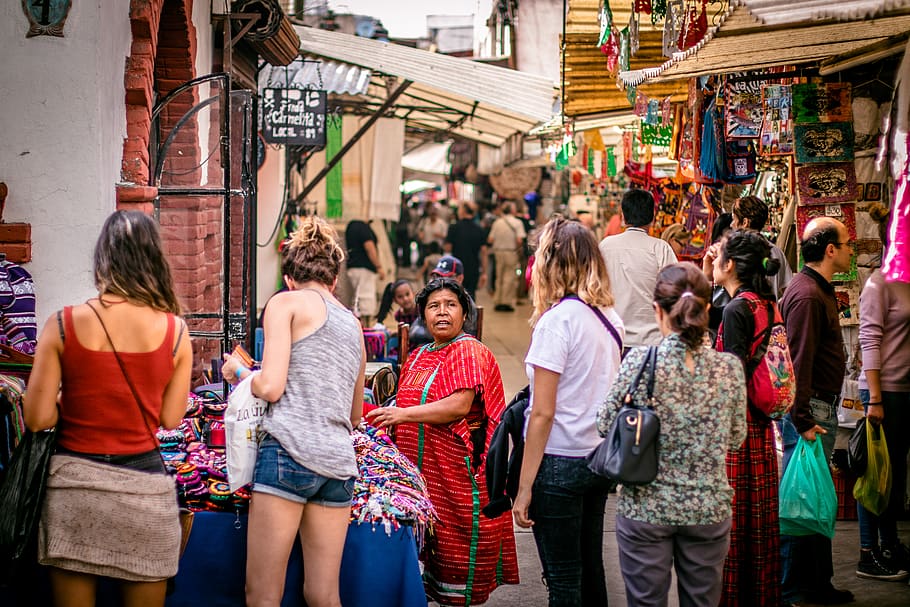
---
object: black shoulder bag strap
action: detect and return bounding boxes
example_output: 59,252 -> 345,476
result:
86,302 -> 167,467
561,294 -> 623,352
625,345 -> 657,407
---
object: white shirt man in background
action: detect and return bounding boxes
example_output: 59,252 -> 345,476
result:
599,189 -> 677,353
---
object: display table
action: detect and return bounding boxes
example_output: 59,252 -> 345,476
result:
166,511 -> 426,607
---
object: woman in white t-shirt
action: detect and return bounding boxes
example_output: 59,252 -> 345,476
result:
512,216 -> 624,607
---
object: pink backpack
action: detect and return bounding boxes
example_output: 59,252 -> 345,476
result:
740,292 -> 796,419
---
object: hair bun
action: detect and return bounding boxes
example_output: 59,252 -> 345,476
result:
763,256 -> 782,277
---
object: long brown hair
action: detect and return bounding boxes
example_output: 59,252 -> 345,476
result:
93,210 -> 181,314
531,216 -> 613,325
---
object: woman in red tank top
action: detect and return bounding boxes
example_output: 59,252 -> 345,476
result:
24,210 -> 192,607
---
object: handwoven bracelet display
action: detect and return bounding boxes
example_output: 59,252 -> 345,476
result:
350,424 -> 437,546
157,393 -> 253,513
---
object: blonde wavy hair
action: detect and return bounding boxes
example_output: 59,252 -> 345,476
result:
530,216 -> 614,326
280,216 -> 345,286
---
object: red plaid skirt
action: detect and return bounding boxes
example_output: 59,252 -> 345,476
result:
720,415 -> 781,607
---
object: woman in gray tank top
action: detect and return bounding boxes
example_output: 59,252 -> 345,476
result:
222,216 -> 366,607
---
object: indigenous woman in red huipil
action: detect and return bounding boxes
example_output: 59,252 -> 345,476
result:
710,230 -> 785,607
368,278 -> 518,606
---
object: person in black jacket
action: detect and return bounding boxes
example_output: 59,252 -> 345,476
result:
483,386 -> 530,518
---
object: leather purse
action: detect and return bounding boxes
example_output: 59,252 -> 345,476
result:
587,346 -> 660,485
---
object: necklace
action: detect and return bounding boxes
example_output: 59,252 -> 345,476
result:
426,332 -> 466,352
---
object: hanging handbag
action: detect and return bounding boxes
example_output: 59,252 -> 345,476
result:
0,427 -> 56,581
587,346 -> 660,485
86,303 -> 194,556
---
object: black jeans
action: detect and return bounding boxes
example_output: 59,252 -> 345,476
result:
529,454 -> 612,607
857,390 -> 910,550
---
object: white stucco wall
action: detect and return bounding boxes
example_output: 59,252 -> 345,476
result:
255,143 -> 286,311
192,2 -> 214,187
516,0 -> 562,83
0,2 -> 131,323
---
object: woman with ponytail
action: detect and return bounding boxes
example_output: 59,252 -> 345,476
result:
597,263 -> 746,607
712,230 -> 785,606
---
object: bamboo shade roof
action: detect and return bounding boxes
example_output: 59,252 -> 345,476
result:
564,0 -> 689,118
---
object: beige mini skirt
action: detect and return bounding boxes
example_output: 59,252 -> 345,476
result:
38,454 -> 180,582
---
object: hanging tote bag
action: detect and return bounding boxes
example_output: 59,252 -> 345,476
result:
853,422 -> 892,516
0,428 -> 56,581
224,374 -> 268,492
779,437 -> 838,538
587,346 -> 660,485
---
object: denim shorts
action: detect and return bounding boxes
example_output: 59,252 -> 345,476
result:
252,435 -> 354,507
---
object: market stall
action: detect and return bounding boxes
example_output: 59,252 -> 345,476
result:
570,0 -> 910,519
161,426 -> 433,607
159,394 -> 432,607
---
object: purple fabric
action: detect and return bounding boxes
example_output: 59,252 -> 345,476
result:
0,260 -> 36,355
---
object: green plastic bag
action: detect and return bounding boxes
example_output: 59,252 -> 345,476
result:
779,437 -> 838,538
853,422 -> 891,516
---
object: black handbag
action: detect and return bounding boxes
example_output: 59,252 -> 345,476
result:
587,346 -> 660,485
0,428 -> 57,580
847,417 -> 867,476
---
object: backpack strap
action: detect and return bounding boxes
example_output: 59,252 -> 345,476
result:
739,292 -> 774,379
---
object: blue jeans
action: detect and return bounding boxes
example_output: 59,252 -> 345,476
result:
253,435 -> 354,507
529,454 -> 612,607
778,399 -> 839,602
857,389 -> 910,550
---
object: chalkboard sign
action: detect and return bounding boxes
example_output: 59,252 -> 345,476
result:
261,88 -> 327,146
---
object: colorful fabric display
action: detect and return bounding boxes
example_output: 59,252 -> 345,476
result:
363,329 -> 387,361
0,259 -> 37,355
351,424 -> 437,545
159,394 -> 252,513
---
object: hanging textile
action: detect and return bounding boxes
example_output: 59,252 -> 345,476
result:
325,115 -> 343,218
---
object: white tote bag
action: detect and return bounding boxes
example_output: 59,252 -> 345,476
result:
224,375 -> 268,492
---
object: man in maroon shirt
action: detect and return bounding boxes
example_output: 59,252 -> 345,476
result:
778,217 -> 854,606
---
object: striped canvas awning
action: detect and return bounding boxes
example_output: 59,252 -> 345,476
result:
293,25 -> 557,148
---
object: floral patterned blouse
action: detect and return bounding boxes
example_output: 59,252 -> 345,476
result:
596,333 -> 747,526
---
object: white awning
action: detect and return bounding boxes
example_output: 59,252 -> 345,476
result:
402,141 -> 452,174
293,25 -> 557,147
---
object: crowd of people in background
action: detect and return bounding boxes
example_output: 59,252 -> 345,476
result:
21,186 -> 908,607
367,187 -> 909,606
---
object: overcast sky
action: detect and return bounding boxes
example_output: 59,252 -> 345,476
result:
326,0 -> 479,38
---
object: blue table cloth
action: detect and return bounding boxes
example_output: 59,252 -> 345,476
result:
166,511 -> 426,607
